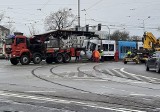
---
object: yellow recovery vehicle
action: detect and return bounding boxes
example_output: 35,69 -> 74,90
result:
143,32 -> 160,51
123,32 -> 160,64
140,32 -> 160,62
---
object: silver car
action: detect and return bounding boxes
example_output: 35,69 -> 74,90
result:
146,51 -> 160,73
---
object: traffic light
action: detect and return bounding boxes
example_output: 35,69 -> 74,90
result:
86,25 -> 89,32
98,24 -> 101,31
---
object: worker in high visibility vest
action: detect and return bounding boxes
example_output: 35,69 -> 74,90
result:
100,50 -> 104,62
92,49 -> 100,62
127,50 -> 132,57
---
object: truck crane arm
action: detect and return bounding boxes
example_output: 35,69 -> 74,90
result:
143,32 -> 160,50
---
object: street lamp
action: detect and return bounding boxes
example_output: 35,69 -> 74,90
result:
102,25 -> 110,40
138,16 -> 151,32
106,25 -> 110,40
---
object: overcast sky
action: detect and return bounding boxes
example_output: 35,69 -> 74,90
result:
0,0 -> 160,37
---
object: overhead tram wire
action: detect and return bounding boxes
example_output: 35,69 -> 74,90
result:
39,0 -> 51,11
85,0 -> 104,11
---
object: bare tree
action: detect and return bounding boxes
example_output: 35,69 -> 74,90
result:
130,35 -> 141,41
110,30 -> 130,41
44,8 -> 76,31
4,21 -> 16,34
28,23 -> 39,36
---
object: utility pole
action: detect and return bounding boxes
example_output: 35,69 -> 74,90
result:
78,0 -> 80,29
138,16 -> 151,32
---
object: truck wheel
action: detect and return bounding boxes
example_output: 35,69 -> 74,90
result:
63,53 -> 71,63
124,61 -> 127,64
33,54 -> 42,64
20,55 -> 30,65
10,58 -> 19,65
55,53 -> 63,63
46,57 -> 53,64
156,64 -> 160,73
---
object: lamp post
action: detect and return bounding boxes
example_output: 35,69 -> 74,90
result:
138,16 -> 151,32
102,25 -> 110,40
106,25 -> 110,40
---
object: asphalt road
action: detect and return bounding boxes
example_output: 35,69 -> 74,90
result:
0,60 -> 160,112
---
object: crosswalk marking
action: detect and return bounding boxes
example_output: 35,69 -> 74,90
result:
103,69 -> 115,76
112,69 -> 127,78
0,91 -> 145,112
120,68 -> 142,81
100,68 -> 160,83
120,68 -> 160,83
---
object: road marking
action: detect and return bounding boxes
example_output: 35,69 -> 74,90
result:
120,68 -> 142,81
105,69 -> 115,76
130,93 -> 160,98
25,91 -> 56,93
112,68 -> 127,78
120,68 -> 160,82
73,78 -> 106,82
0,91 -> 145,112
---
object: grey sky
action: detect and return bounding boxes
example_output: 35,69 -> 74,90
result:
0,0 -> 160,37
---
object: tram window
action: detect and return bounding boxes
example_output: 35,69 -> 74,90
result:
109,44 -> 114,51
130,47 -> 135,52
139,47 -> 143,50
103,44 -> 108,51
120,46 -> 134,53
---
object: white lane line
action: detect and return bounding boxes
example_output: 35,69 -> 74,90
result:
25,91 -> 56,93
72,78 -> 106,82
130,93 -> 160,98
0,91 -> 144,112
120,68 -> 159,82
105,69 -> 115,76
120,68 -> 142,81
112,68 -> 127,78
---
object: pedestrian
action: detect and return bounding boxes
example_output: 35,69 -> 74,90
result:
75,50 -> 80,62
114,49 -> 119,62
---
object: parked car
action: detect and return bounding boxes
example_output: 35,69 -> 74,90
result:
146,51 -> 160,73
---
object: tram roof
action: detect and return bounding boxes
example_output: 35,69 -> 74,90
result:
34,30 -> 99,41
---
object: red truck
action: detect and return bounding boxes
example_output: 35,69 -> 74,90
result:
5,33 -> 46,65
5,30 -> 98,65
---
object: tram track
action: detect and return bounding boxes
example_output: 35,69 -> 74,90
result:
30,63 -> 160,111
1,62 -> 160,111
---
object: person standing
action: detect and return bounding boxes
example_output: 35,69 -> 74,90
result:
75,50 -> 80,62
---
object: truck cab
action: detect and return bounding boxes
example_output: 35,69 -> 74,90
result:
5,35 -> 46,65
